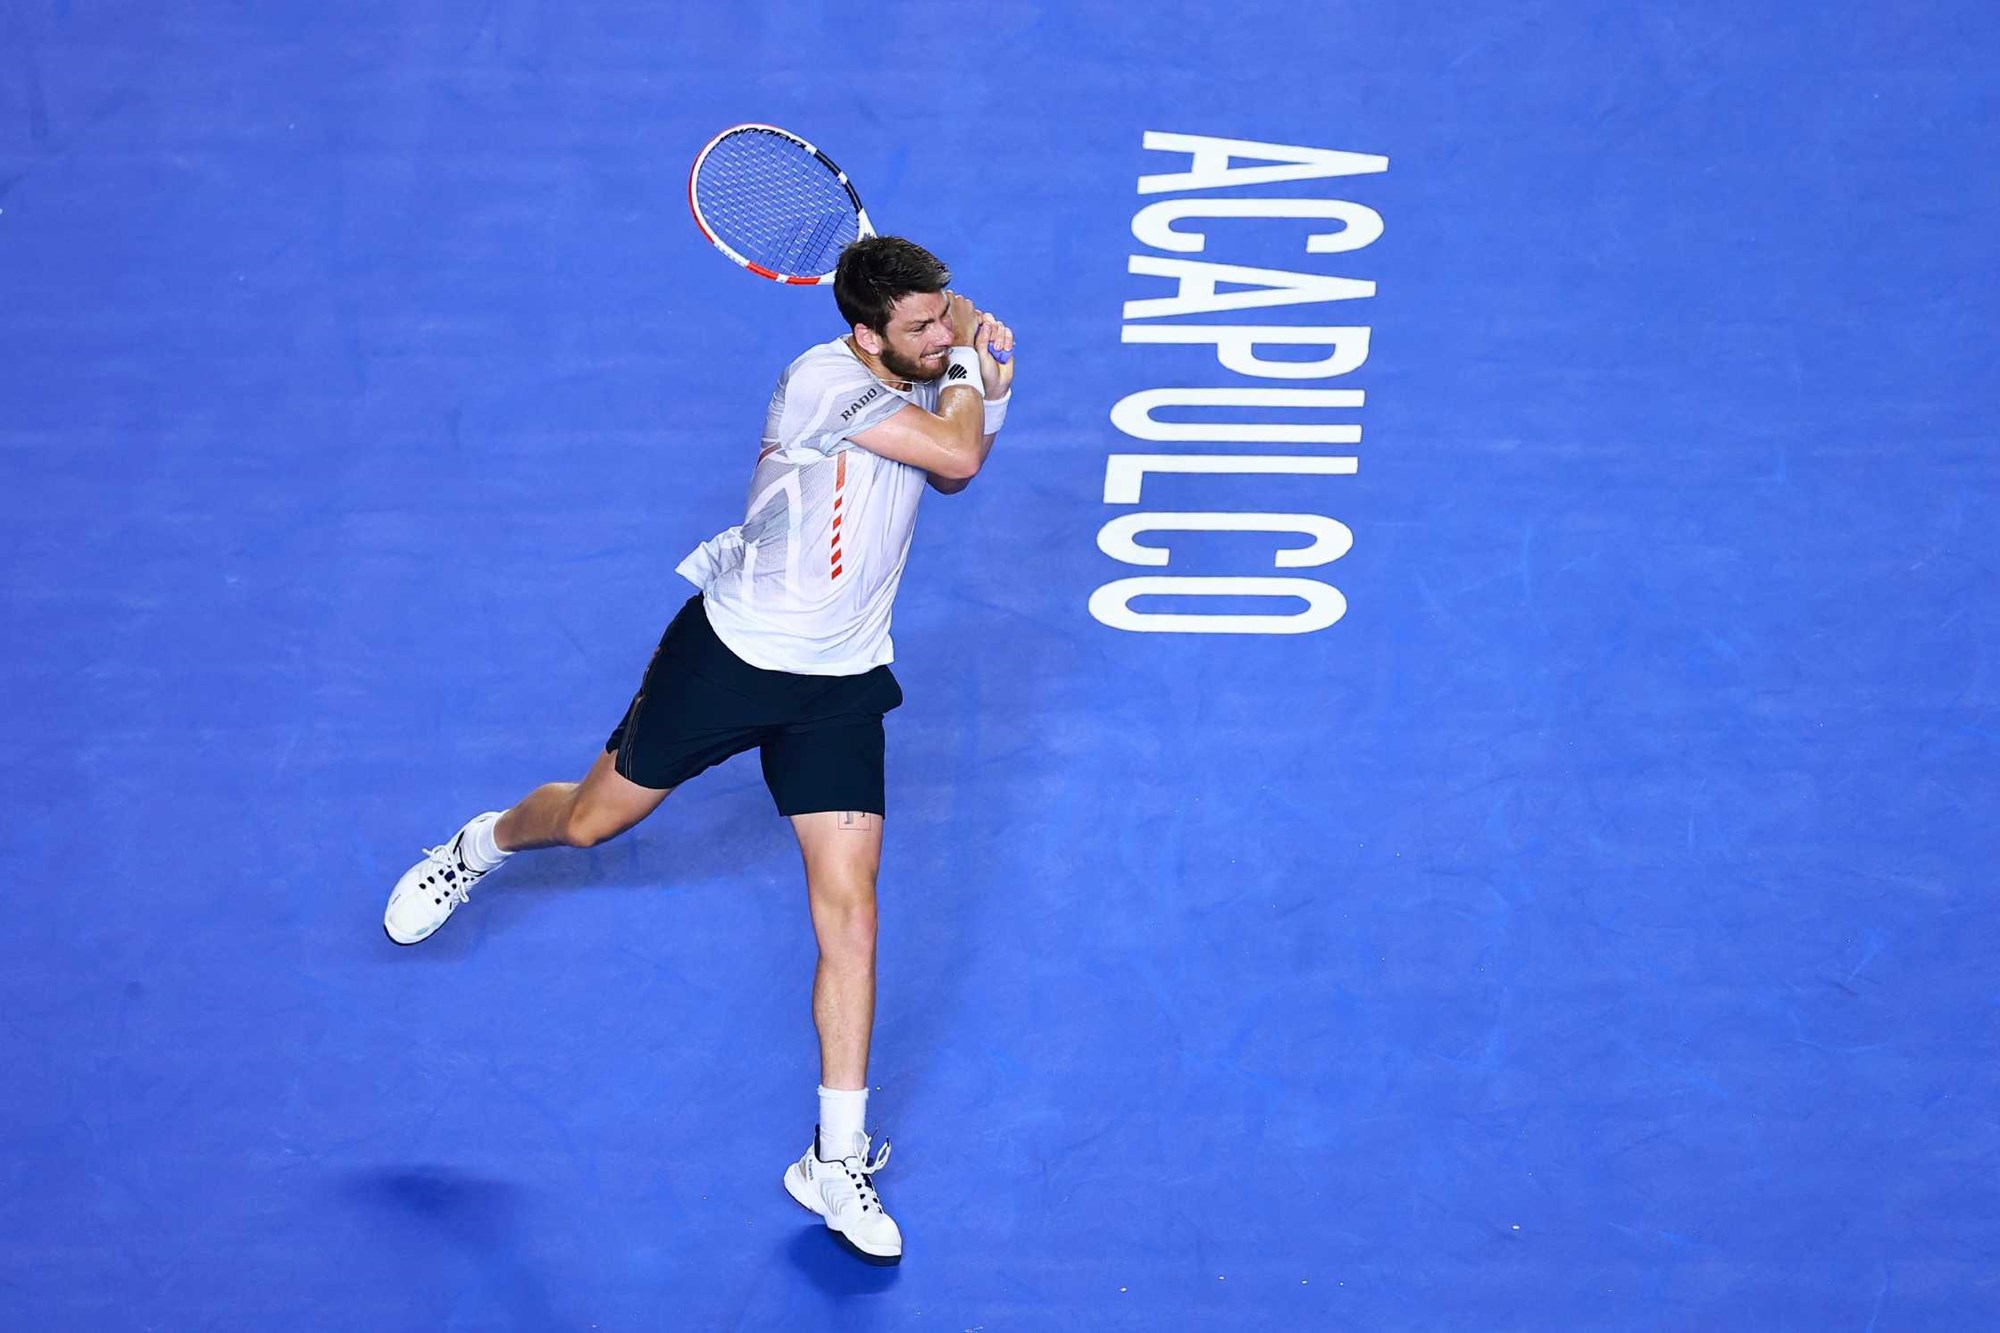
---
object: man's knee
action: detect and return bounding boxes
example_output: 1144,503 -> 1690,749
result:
810,869 -> 878,953
562,802 -> 630,849
559,760 -> 669,848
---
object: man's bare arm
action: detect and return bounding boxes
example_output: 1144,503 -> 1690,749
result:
869,295 -> 1014,491
853,392 -> 989,480
923,305 -> 1014,494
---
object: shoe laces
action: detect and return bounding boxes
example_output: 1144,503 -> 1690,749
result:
419,840 -> 480,907
827,1136 -> 892,1215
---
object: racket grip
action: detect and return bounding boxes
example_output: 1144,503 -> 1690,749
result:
991,347 -> 1012,364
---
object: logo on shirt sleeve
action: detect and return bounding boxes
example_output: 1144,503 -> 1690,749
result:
839,384 -> 885,423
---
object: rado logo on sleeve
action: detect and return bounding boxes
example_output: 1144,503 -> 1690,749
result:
839,385 -> 884,422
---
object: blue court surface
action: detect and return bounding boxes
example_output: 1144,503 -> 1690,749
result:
4,1 -> 1998,1328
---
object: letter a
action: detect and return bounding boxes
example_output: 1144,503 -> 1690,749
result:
1138,132 -> 1388,196
1124,256 -> 1373,320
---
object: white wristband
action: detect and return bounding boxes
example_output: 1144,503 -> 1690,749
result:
943,346 -> 982,393
982,390 -> 1010,435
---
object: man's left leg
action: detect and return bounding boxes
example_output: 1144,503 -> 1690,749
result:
795,808 -> 881,1094
781,807 -> 902,1263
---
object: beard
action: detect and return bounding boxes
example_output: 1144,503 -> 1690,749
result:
879,342 -> 949,384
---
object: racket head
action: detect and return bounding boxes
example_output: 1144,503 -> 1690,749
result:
688,123 -> 874,285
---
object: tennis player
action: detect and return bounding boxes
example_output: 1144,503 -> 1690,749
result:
381,235 -> 1014,1265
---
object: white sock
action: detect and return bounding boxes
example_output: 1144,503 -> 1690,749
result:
458,812 -> 510,873
817,1085 -> 868,1159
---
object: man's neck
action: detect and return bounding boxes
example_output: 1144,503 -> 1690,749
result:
843,335 -> 911,392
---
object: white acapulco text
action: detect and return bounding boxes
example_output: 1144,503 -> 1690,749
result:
1091,131 -> 1387,635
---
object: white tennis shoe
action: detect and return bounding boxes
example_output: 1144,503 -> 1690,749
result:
383,813 -> 502,945
784,1130 -> 902,1265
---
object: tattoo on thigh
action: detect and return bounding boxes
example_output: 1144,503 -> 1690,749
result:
838,811 -> 878,832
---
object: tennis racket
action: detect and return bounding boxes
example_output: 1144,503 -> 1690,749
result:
687,122 -> 1010,362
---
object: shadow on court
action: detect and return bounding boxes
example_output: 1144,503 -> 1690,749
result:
337,1167 -> 558,1329
783,1224 -> 903,1297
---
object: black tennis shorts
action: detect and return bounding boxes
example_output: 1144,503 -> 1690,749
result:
604,595 -> 903,816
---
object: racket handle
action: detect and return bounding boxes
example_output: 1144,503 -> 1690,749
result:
973,317 -> 1011,364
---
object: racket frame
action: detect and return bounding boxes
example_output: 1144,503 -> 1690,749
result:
687,122 -> 875,285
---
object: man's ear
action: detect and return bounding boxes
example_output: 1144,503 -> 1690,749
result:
852,323 -> 885,355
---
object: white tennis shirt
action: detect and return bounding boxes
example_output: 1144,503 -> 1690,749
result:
676,337 -> 945,676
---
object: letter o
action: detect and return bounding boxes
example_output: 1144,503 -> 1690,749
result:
1087,576 -> 1347,634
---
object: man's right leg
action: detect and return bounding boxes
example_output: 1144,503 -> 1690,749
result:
495,749 -> 673,851
384,749 -> 671,944
386,594 -> 739,945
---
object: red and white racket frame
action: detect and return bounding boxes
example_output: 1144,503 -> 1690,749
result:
687,122 -> 876,286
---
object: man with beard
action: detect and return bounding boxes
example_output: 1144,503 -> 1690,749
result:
381,236 -> 1015,1266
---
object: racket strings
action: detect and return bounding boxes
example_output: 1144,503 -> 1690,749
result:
696,130 -> 861,277
782,209 -> 849,276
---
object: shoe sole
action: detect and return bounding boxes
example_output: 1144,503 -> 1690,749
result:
784,1166 -> 902,1266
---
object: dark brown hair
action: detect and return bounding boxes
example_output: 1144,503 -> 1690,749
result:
834,235 -> 951,334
